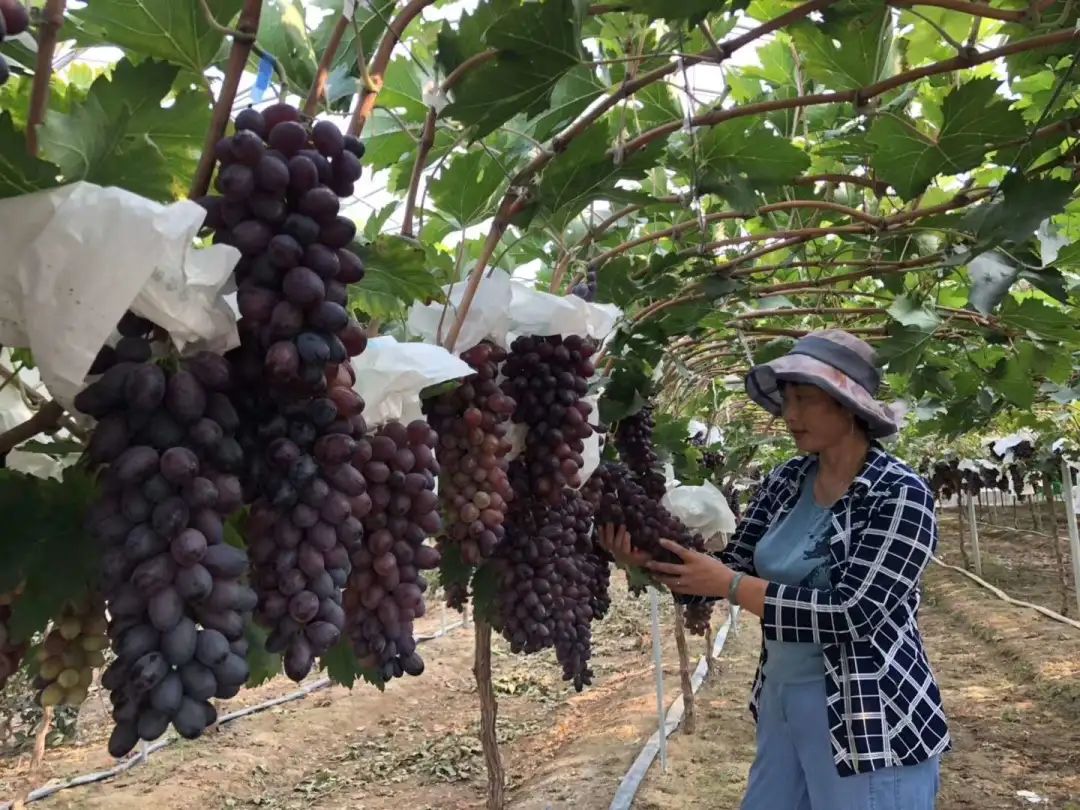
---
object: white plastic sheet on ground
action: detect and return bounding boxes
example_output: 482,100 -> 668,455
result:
663,479 -> 737,538
0,182 -> 240,407
351,336 -> 474,425
406,269 -> 512,353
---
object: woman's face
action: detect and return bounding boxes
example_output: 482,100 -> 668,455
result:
780,382 -> 855,453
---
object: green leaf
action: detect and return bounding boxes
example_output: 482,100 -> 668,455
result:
0,468 -> 99,643
697,122 -> 810,187
349,234 -> 444,321
887,295 -> 941,330
15,439 -> 84,457
470,562 -> 501,625
428,150 -> 505,228
322,640 -> 385,690
618,0 -> 725,22
967,252 -> 1017,315
867,79 -> 1026,198
244,625 -> 282,688
534,122 -> 663,221
530,65 -> 607,141
252,0 -> 318,93
963,175 -> 1074,247
790,3 -> 894,90
39,59 -> 210,200
877,323 -> 939,376
990,352 -> 1035,409
998,298 -> 1079,345
436,0 -> 511,76
70,0 -> 244,75
443,0 -> 581,139
0,112 -> 60,199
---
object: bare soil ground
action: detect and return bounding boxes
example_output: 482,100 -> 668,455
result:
1,510 -> 1077,810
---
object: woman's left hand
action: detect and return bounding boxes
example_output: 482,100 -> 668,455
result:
645,538 -> 735,597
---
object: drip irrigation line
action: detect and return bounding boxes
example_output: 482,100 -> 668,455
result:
0,620 -> 465,808
609,606 -> 740,810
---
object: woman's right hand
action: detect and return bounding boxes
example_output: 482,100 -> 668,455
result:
598,524 -> 652,569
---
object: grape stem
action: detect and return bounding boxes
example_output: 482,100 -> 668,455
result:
346,0 -> 438,138
303,14 -> 349,115
189,0 -> 264,199
0,401 -> 65,457
473,619 -> 505,810
26,0 -> 66,157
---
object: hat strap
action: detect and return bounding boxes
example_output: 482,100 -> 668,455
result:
789,336 -> 881,394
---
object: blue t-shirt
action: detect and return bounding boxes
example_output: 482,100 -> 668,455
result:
753,465 -> 833,682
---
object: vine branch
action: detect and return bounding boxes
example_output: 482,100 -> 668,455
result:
26,0 -> 66,157
303,14 -> 350,115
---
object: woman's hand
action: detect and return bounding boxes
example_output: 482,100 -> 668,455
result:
597,524 -> 651,568
645,538 -> 735,598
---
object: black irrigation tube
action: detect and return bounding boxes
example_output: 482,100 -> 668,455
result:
0,620 -> 465,808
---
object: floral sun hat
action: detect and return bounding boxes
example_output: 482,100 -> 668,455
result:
744,329 -> 905,438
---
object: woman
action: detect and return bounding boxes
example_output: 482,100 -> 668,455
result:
600,330 -> 949,810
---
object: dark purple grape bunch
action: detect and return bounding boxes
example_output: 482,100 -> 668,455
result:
237,371 -> 369,682
0,1 -> 30,85
87,311 -> 160,377
570,267 -> 598,302
683,602 -> 713,635
197,103 -> 368,394
424,342 -> 516,594
344,420 -> 441,681
614,404 -> 666,502
492,478 -> 603,690
78,352 -> 254,757
500,335 -> 596,505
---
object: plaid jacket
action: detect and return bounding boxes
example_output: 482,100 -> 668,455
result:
689,446 -> 951,776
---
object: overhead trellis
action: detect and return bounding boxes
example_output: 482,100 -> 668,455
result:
0,0 -> 1078,438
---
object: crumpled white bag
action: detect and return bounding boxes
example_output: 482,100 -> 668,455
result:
507,281 -> 622,342
406,269 -> 512,353
0,182 -> 240,407
351,336 -> 474,425
663,479 -> 737,537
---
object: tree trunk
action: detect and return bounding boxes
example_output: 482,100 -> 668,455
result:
672,603 -> 695,735
474,620 -> 505,810
1043,482 -> 1071,616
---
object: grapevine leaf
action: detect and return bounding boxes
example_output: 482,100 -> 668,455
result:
349,234 -> 444,322
867,79 -> 1026,199
428,149 -> 505,229
990,353 -> 1035,409
69,0 -> 244,75
15,439 -> 84,457
470,562 -> 500,624
251,0 -> 318,93
1018,267 -> 1068,304
696,122 -> 810,186
435,0 -> 511,76
616,0 -> 727,23
790,2 -> 894,90
877,323 -> 939,376
443,0 -> 581,139
437,542 -> 473,597
0,112 -> 60,199
967,252 -> 1017,315
887,296 -> 941,330
322,639 -> 386,691
963,175 -> 1074,248
998,298 -> 1079,345
311,0 -> 398,77
244,624 -> 282,688
1,468 -> 99,643
530,66 -> 607,141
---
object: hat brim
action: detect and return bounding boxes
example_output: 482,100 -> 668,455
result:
745,355 -> 902,438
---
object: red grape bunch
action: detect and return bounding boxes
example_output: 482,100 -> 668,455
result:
614,404 -> 666,501
343,420 -> 441,681
0,585 -> 27,691
492,473 -> 605,691
78,350 -> 254,757
500,335 -> 596,504
0,1 -> 30,85
196,103 -> 368,393
238,369 -> 368,681
423,341 -> 516,608
582,462 -> 713,635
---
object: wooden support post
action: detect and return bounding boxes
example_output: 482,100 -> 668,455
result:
966,494 -> 983,578
672,604 -> 695,735
1059,457 -> 1080,618
474,620 -> 504,810
1043,479 -> 1070,616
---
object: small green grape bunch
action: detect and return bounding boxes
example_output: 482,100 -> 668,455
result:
36,596 -> 109,708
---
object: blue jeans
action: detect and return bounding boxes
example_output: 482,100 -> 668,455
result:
741,677 -> 940,810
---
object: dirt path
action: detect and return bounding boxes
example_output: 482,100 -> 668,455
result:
635,564 -> 1080,809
